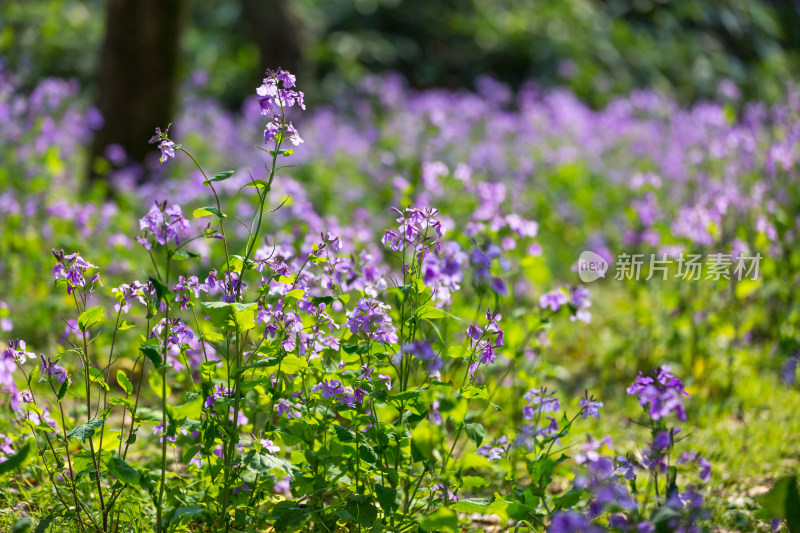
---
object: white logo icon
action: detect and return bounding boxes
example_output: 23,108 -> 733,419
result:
577,251 -> 609,283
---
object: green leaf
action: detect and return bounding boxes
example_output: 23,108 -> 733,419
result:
78,306 -> 105,330
411,420 -> 439,463
149,370 -> 171,399
170,250 -> 200,261
346,499 -> 378,527
763,476 -> 800,533
242,179 -> 270,190
56,380 -> 69,402
459,385 -> 489,399
0,440 -> 34,476
334,424 -> 356,443
242,450 -> 293,477
203,170 -> 235,185
66,418 -> 105,442
283,288 -> 305,307
88,367 -> 109,391
416,305 -> 462,321
451,496 -> 508,516
202,301 -> 257,332
168,394 -> 203,420
118,320 -> 136,331
170,505 -> 206,526
375,484 -> 401,513
465,422 -> 485,447
149,277 -> 171,305
139,340 -> 163,368
419,507 -> 458,532
106,452 -> 140,485
553,488 -> 584,510
11,519 -> 31,533
271,501 -> 308,533
116,370 -> 133,395
192,206 -> 226,219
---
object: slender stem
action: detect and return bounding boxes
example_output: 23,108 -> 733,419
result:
156,255 -> 172,533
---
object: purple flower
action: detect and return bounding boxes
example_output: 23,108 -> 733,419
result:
39,354 -> 70,384
428,483 -> 458,502
627,366 -> 689,421
148,126 -> 175,164
523,388 -> 560,417
276,398 -> 302,419
539,289 -> 569,312
653,430 -> 672,450
313,379 -> 346,399
3,340 -> 35,365
466,311 -> 504,368
258,68 -> 305,146
189,452 -> 203,469
548,511 -> 601,533
260,438 -> 280,454
579,390 -> 603,420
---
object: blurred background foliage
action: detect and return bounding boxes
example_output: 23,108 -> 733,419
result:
2,0 -> 798,108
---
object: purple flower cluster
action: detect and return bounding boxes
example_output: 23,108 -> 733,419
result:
421,241 -> 466,303
112,280 -> 152,313
627,365 -> 689,421
381,207 -> 445,253
346,298 -> 398,345
52,249 -> 101,295
257,68 -> 304,146
312,379 -> 366,408
475,435 -> 510,461
137,200 -> 191,250
522,387 -> 560,419
469,243 -> 509,296
466,311 -> 504,370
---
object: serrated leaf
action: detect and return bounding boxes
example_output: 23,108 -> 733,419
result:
202,301 -> 257,332
106,452 -> 140,485
242,450 -> 292,476
66,418 -> 105,442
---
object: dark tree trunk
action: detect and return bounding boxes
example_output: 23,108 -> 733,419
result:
239,0 -> 302,75
90,0 -> 186,180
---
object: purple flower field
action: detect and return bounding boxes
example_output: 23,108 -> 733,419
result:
0,61 -> 799,533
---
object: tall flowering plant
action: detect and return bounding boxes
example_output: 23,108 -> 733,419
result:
0,68 -> 712,533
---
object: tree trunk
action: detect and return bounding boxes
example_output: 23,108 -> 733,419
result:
239,0 -> 301,75
90,0 -> 186,181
